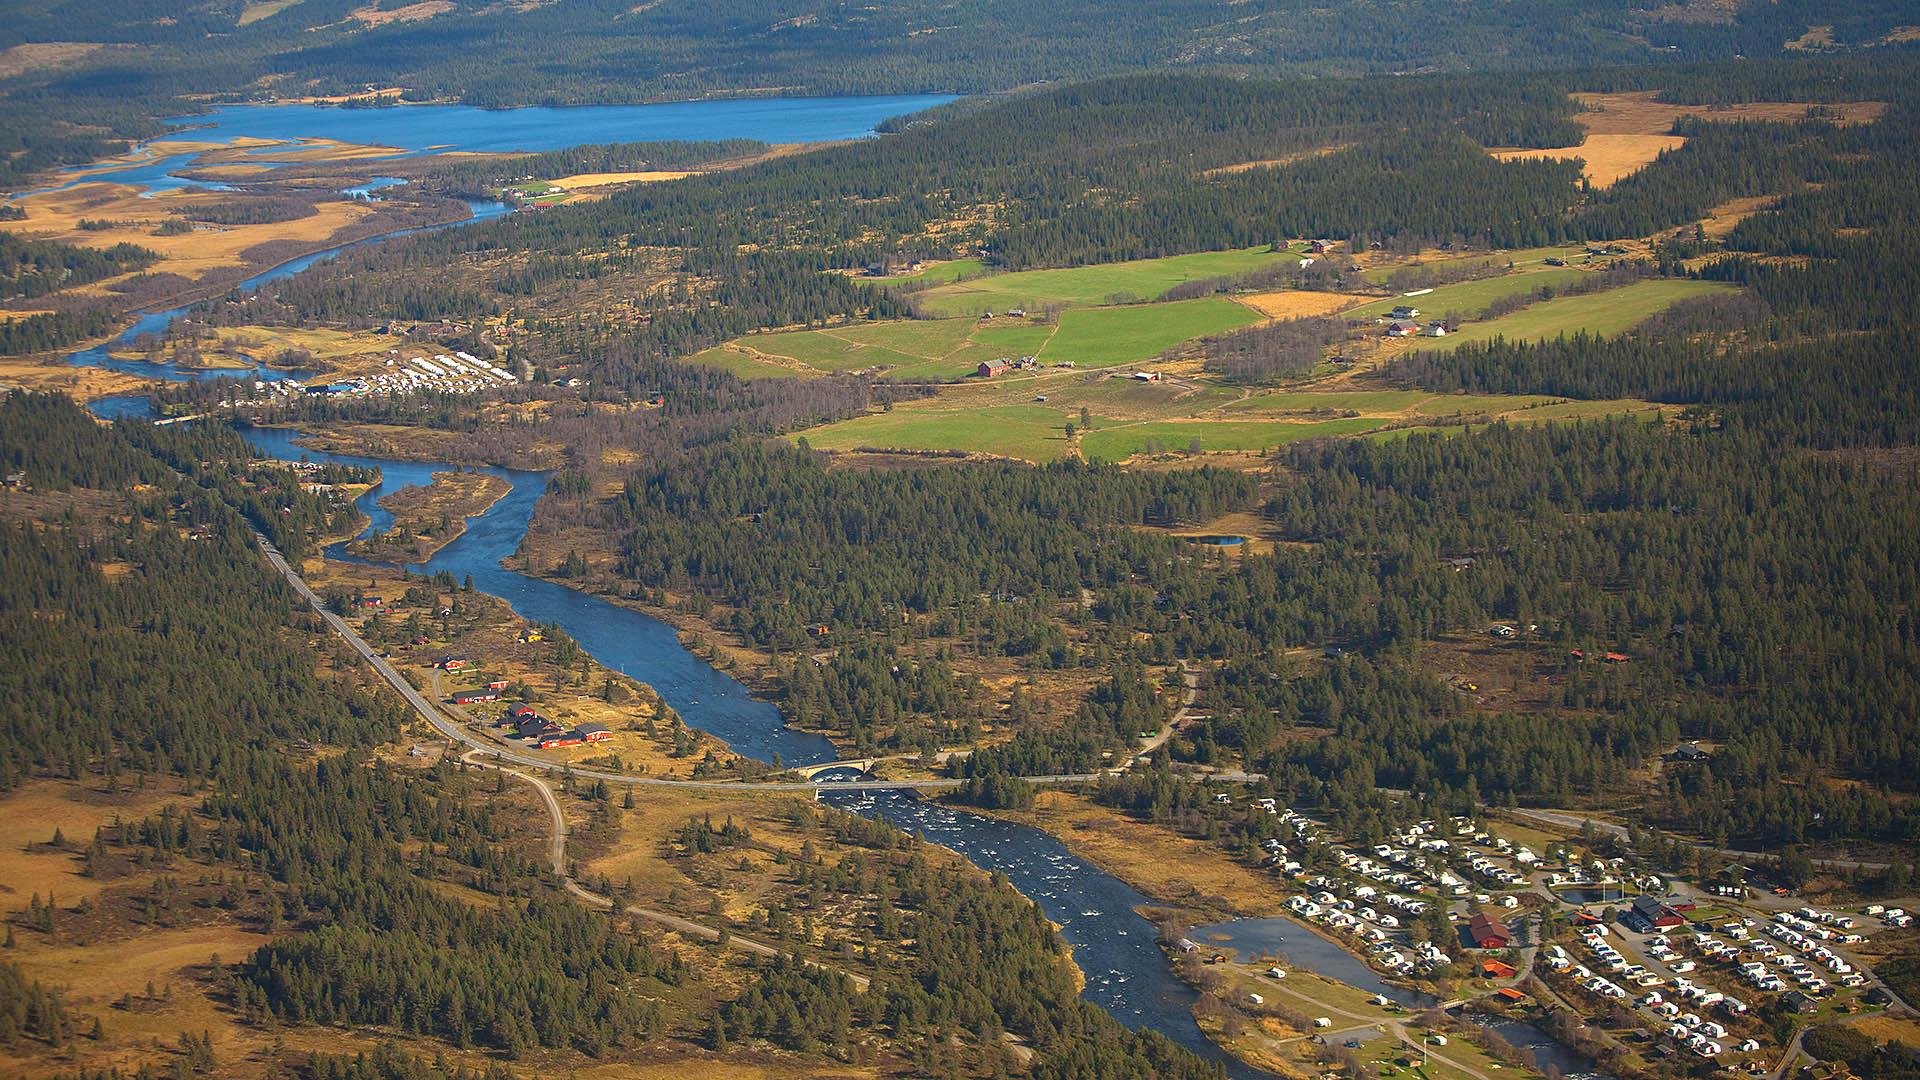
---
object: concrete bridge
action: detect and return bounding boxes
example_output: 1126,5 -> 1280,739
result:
792,758 -> 878,780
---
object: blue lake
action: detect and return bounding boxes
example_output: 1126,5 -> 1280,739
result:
166,95 -> 955,155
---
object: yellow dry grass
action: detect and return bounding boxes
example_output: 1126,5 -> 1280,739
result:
1238,290 -> 1361,319
585,786 -> 815,914
0,782 -> 189,906
570,1061 -> 886,1080
0,356 -> 155,399
1493,134 -> 1685,188
1571,91 -> 1886,134
1491,91 -> 1887,189
0,42 -> 104,80
1,182 -> 377,286
196,137 -> 408,165
1848,1014 -> 1920,1049
549,171 -> 695,189
238,0 -> 303,25
352,0 -> 454,25
1202,144 -> 1350,177
994,791 -> 1283,918
1699,194 -> 1778,239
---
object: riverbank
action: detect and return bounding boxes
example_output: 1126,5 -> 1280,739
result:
974,790 -> 1285,922
299,556 -> 751,781
344,468 -> 512,563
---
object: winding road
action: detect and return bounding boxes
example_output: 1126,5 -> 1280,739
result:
260,531 -> 1259,792
459,747 -> 870,990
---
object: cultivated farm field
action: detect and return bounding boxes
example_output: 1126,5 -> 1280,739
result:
912,246 -> 1300,317
1418,279 -> 1736,350
1345,268 -> 1589,320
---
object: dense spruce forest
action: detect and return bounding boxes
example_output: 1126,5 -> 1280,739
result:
0,392 -> 1223,1080
182,55 -> 1914,394
377,52 -> 1917,856
3,0 -> 1903,189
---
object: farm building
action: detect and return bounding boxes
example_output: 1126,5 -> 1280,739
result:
1309,239 -> 1334,254
450,687 -> 501,705
1419,322 -> 1449,337
576,723 -> 613,743
1384,319 -> 1420,337
1132,371 -> 1162,382
537,730 -> 584,749
977,359 -> 1011,378
1466,912 -> 1512,949
1626,895 -> 1687,931
1390,305 -> 1421,319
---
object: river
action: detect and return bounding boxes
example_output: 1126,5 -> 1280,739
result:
65,95 -> 1595,1080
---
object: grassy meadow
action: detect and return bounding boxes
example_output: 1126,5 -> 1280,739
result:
912,246 -> 1299,317
1416,278 -> 1736,349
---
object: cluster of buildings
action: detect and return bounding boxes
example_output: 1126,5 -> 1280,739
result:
498,702 -> 613,750
1546,892 -> 1899,1065
1380,304 -> 1450,339
217,351 -> 517,410
975,355 -> 1038,378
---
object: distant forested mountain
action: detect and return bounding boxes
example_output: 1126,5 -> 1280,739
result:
1,0 -> 1916,185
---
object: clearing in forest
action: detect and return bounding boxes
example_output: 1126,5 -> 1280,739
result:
1489,90 -> 1886,188
1344,268 -> 1588,321
1414,279 -> 1736,350
912,246 -> 1300,317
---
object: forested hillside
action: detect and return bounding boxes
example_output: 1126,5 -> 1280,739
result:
0,391 -> 1223,1080
179,57 -> 1909,395
2,0 -> 1904,188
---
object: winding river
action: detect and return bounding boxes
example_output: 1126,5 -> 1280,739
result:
69,97 -> 1596,1080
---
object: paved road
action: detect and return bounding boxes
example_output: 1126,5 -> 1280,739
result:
461,748 -> 871,990
1506,807 -> 1892,873
260,533 -> 1260,796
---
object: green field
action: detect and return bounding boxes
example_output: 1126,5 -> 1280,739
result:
681,345 -> 814,380
1417,279 -> 1737,349
701,295 -> 1258,382
1035,297 -> 1261,368
1080,417 -> 1387,460
1222,390 -> 1567,417
1347,268 -> 1589,320
887,258 -> 987,285
797,404 -> 1081,461
1358,245 -> 1599,285
914,246 -> 1299,317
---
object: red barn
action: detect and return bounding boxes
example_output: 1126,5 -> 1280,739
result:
1467,912 -> 1513,949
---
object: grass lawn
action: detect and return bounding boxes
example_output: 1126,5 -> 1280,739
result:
1347,268 -> 1589,320
915,247 -> 1298,317
707,295 -> 1255,381
1037,297 -> 1261,368
796,403 -> 1078,461
1359,245 -> 1599,285
1418,279 -> 1737,349
681,345 -> 811,380
1081,416 -> 1386,461
886,257 -> 987,285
